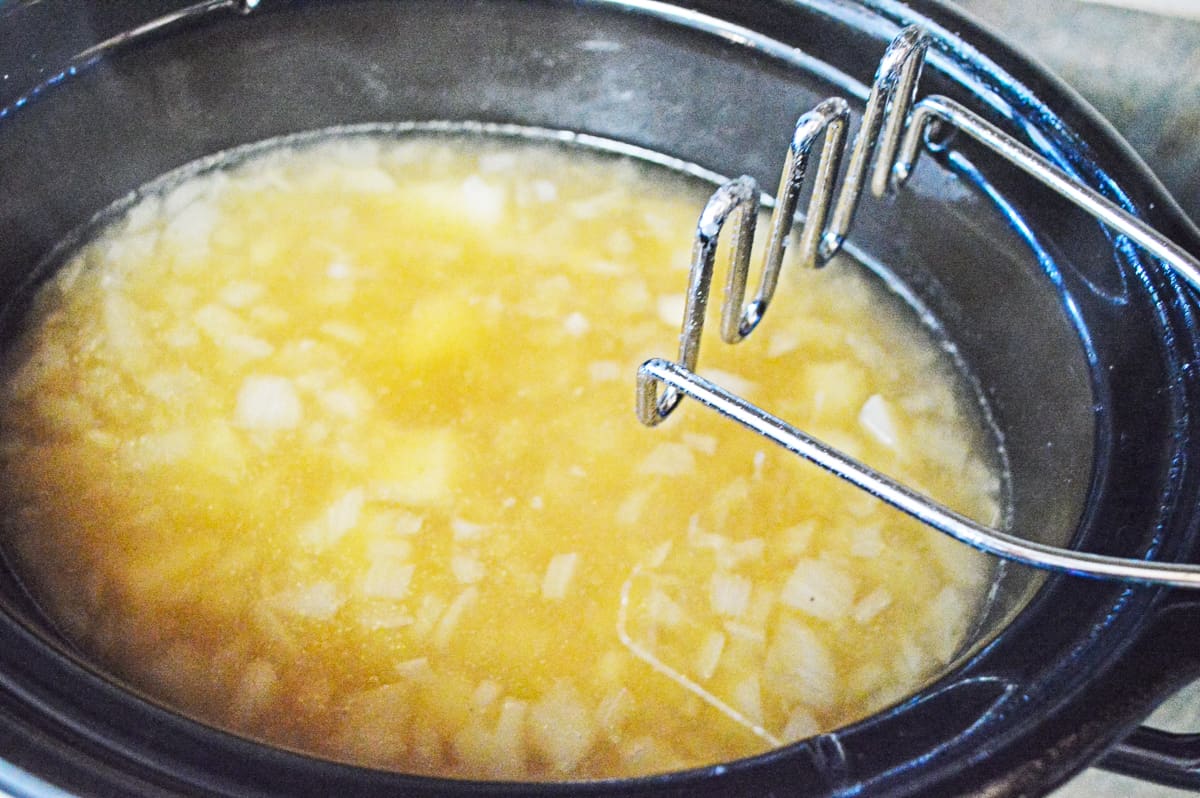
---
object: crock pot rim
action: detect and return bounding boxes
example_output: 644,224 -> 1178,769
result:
0,0 -> 1197,796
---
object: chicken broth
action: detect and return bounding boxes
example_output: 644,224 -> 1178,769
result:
0,133 -> 1001,779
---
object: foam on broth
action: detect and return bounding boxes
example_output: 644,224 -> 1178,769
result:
0,133 -> 1001,779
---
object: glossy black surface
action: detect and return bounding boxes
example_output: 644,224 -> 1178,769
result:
0,1 -> 1197,795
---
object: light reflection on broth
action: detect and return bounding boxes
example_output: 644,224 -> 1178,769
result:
0,134 -> 1001,779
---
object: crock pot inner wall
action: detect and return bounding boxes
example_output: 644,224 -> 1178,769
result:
0,0 -> 1097,750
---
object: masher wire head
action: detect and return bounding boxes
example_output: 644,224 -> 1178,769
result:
636,25 -> 1200,590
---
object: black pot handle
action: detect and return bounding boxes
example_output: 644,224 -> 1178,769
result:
1100,727 -> 1200,790
1097,597 -> 1200,789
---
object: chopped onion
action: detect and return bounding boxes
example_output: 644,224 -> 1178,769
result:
730,675 -> 764,725
450,553 -> 486,585
434,586 -> 478,648
228,658 -> 278,724
859,394 -> 899,448
362,560 -> 415,600
636,442 -> 695,477
694,630 -> 726,681
780,559 -> 856,621
272,581 -> 342,620
709,572 -> 752,618
656,294 -> 685,327
451,518 -> 486,541
542,552 -> 579,600
781,706 -> 819,742
849,526 -> 884,558
528,680 -> 596,773
563,312 -> 590,337
765,617 -> 837,711
681,433 -> 718,455
853,587 -> 893,624
588,360 -> 621,382
219,281 -> 265,308
234,375 -> 302,431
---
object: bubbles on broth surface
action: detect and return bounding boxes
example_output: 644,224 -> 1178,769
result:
0,131 -> 1002,779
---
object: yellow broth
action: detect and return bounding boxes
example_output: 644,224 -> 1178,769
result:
0,135 -> 1001,779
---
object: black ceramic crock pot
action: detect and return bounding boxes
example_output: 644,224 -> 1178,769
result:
0,1 -> 1199,795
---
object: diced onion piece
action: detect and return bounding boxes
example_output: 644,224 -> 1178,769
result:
319,321 -> 365,346
228,658 -> 278,724
531,179 -> 557,202
102,292 -> 146,356
162,197 -> 218,258
730,675 -> 764,725
355,605 -> 414,630
528,680 -> 596,773
471,680 -> 503,713
273,581 -> 342,620
715,538 -> 765,570
394,657 -> 433,681
780,559 -> 856,621
143,368 -> 203,403
723,620 -> 767,644
709,572 -> 752,618
681,433 -> 718,455
460,175 -> 506,227
853,587 -> 893,624
340,167 -> 398,193
127,429 -> 193,467
596,687 -> 633,737
219,280 -> 265,307
767,329 -> 801,358
369,428 -> 457,506
636,442 -> 695,477
656,294 -> 685,327
563,312 -> 590,336
411,594 -> 447,640
362,560 -> 416,600
234,375 -> 302,431
781,706 -> 820,742
849,526 -> 885,558
300,488 -> 365,549
895,637 -> 930,681
924,586 -> 968,661
494,698 -> 529,763
859,394 -> 899,448
390,511 -> 425,536
644,587 -> 686,627
694,630 -> 726,681
451,518 -> 486,541
804,361 -> 867,419
434,587 -> 478,648
687,517 -> 729,552
317,388 -> 365,418
450,553 -> 486,584
453,694 -> 528,778
588,360 -> 621,382
765,617 -> 837,711
645,540 -> 673,568
332,682 -> 411,768
542,552 -> 579,600
616,490 -> 650,525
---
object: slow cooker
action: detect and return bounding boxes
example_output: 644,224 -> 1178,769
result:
0,0 -> 1198,795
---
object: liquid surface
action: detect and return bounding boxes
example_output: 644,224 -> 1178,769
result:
0,134 -> 1000,779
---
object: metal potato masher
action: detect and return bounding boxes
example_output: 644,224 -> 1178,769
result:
635,26 -> 1200,590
